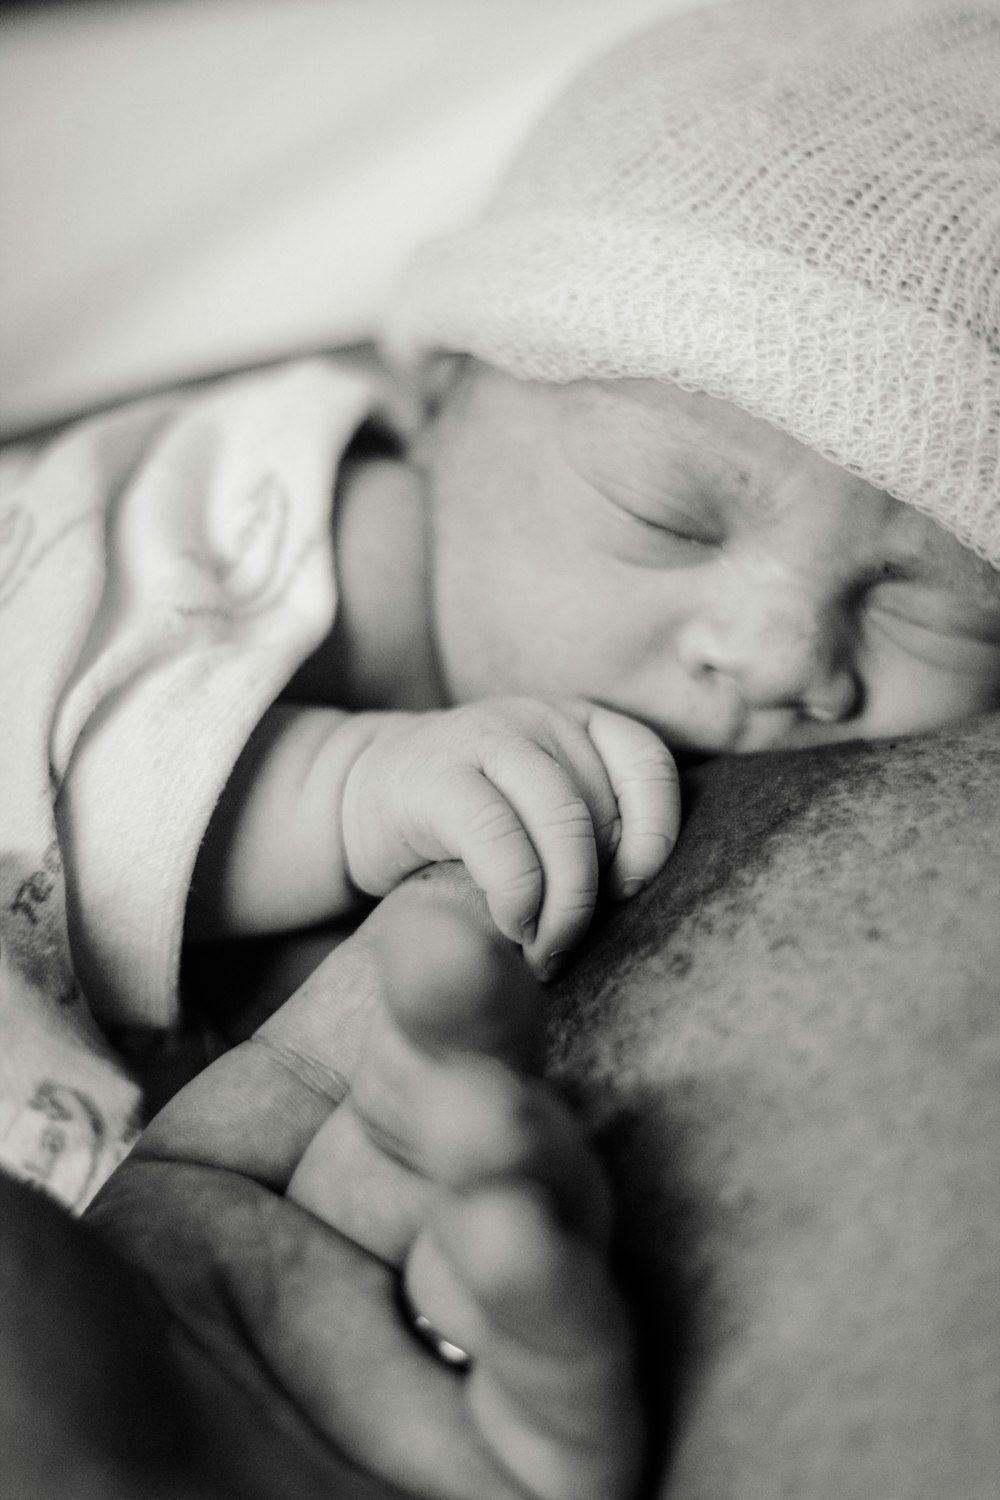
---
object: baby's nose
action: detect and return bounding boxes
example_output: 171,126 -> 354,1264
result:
677,584 -> 859,723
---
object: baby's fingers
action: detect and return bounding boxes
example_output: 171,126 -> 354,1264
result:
585,708 -> 680,899
439,747 -> 601,966
473,740 -> 603,971
431,768 -> 546,945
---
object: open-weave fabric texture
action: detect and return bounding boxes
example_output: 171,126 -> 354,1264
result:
385,0 -> 1000,567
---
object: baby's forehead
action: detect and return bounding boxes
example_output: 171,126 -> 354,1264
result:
555,377 -> 787,465
547,374 -> 858,506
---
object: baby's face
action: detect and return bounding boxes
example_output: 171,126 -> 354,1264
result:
424,366 -> 1000,754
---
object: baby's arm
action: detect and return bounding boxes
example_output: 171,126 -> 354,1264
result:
189,702 -> 375,938
189,697 -> 680,975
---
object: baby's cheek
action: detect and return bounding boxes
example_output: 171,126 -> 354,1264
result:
862,649 -> 1000,738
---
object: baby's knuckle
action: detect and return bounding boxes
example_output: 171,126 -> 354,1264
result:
500,864 -> 545,901
540,793 -> 591,828
552,893 -> 598,927
490,695 -> 575,741
465,797 -> 521,845
629,743 -> 677,773
629,822 -> 677,848
480,735 -> 534,783
620,759 -> 679,794
465,696 -> 533,729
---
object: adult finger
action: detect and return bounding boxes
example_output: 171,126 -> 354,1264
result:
132,867 -> 499,1188
414,1183 -> 642,1500
287,900 -> 544,1262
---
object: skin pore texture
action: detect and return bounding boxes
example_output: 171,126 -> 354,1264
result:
546,711 -> 1000,1498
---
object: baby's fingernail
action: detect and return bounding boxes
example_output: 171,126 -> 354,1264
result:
540,951 -> 568,982
619,876 -> 647,900
520,918 -> 537,947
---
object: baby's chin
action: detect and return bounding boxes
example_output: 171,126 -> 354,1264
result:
666,712 -> 880,761
677,703 -> 999,764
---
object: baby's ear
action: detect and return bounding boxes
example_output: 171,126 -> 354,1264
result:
402,354 -> 478,467
431,351 -> 478,405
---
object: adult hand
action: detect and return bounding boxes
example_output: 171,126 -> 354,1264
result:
81,871 -> 543,1500
0,1164 -> 391,1500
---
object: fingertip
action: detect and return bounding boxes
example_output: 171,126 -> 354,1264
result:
482,863 -> 545,953
538,950 -> 570,983
439,1183 -> 628,1358
378,886 -> 546,1067
529,873 -> 599,980
486,884 -> 541,951
519,936 -> 566,983
436,1182 -> 563,1313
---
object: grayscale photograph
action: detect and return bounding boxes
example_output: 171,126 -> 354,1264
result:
1,2 -> 998,1496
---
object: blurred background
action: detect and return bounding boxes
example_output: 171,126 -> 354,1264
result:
0,0 -> 706,437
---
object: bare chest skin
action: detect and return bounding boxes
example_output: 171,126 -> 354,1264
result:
548,710 -> 1000,1499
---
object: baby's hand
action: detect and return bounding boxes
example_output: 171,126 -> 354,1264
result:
341,697 -> 679,977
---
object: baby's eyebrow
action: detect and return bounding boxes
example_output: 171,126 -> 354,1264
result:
660,436 -> 777,515
564,389 -> 751,503
596,389 -> 779,513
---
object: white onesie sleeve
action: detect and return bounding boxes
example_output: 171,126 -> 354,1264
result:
0,358 -> 378,1207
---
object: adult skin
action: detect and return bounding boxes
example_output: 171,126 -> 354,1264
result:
2,712 -> 998,1498
551,710 -> 1000,1498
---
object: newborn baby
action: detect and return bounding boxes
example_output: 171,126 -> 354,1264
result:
0,1 -> 997,1496
190,364 -> 1000,975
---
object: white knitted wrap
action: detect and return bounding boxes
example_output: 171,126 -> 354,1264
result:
385,0 -> 1000,567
